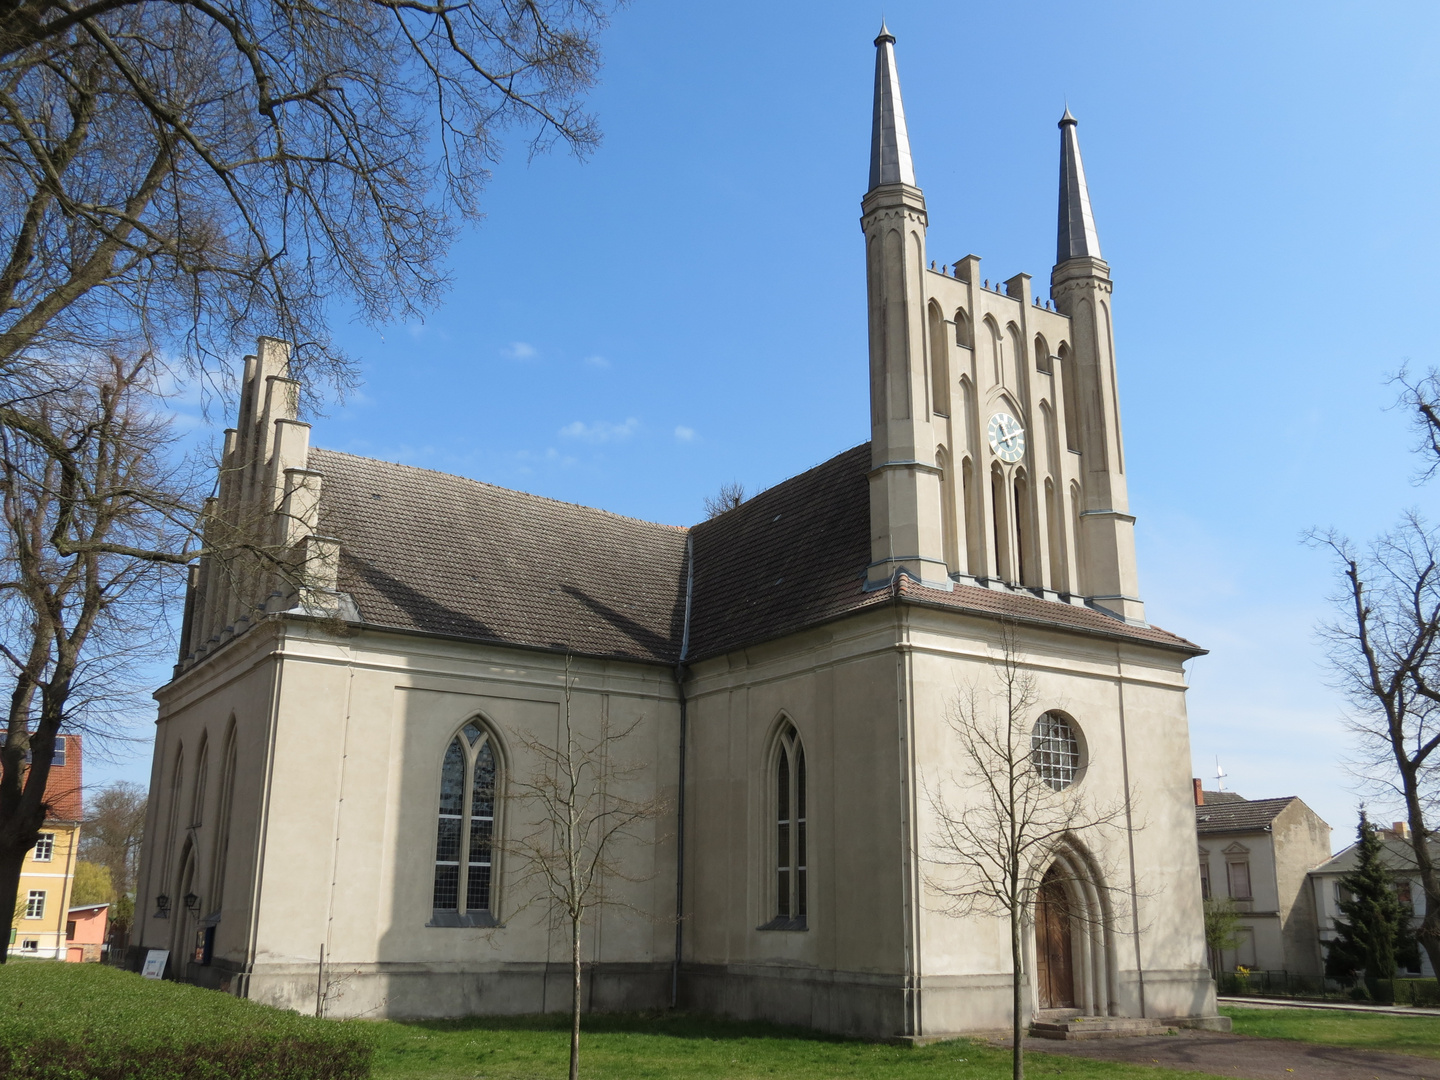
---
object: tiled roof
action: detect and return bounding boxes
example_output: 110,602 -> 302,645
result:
1195,796 -> 1297,835
311,450 -> 690,663
307,442 -> 1203,666
1201,791 -> 1247,805
1312,836 -> 1440,876
686,444 -> 886,661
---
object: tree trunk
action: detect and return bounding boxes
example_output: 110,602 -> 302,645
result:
1011,900 -> 1024,1080
0,842 -> 26,964
570,914 -> 582,1080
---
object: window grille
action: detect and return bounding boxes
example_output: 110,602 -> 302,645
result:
33,834 -> 53,862
24,891 -> 44,919
774,723 -> 807,927
433,722 -> 499,918
1031,712 -> 1081,790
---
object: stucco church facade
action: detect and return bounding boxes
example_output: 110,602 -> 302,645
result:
133,28 -> 1223,1038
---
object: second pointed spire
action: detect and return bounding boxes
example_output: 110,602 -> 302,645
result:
1056,108 -> 1102,264
868,24 -> 916,191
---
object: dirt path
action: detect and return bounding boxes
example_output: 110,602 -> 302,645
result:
1011,1031 -> 1436,1080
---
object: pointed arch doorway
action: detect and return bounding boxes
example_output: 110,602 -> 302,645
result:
1035,864 -> 1075,1010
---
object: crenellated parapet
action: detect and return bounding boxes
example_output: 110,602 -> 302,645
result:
176,338 -> 352,674
860,27 -> 1144,625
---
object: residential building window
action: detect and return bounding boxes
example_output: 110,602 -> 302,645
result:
21,940 -> 36,952
33,834 -> 53,862
1227,860 -> 1252,901
1199,859 -> 1211,900
65,921 -> 76,940
1397,880 -> 1414,912
432,721 -> 498,918
1032,712 -> 1082,791
774,722 -> 806,927
52,736 -> 64,768
24,891 -> 44,919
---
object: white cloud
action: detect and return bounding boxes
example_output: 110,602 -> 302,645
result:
559,417 -> 640,443
583,355 -> 610,369
674,426 -> 696,442
502,341 -> 538,360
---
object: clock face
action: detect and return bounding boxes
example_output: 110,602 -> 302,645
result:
988,412 -> 1026,463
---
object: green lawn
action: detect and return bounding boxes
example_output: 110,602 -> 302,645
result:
1222,1005 -> 1440,1060
367,1012 -> 1225,1080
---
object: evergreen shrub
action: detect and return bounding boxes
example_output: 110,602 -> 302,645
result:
0,961 -> 371,1079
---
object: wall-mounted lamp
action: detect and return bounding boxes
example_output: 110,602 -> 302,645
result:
184,892 -> 201,914
154,894 -> 170,919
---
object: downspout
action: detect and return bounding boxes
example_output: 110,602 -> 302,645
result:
1115,645 -> 1146,1017
670,532 -> 694,1008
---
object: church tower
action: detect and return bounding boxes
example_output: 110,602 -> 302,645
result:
861,28 -> 1145,624
1050,110 -> 1143,622
861,24 -> 950,590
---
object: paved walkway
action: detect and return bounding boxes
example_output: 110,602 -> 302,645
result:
1219,996 -> 1440,1018
1015,1031 -> 1437,1080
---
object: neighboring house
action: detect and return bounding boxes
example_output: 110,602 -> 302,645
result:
1194,785 -> 1332,976
9,734 -> 83,959
65,902 -> 109,963
1309,824 -> 1437,979
134,29 -> 1224,1039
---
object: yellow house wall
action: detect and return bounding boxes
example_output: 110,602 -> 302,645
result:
11,822 -> 79,959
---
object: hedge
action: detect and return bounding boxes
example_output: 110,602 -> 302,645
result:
0,961 -> 372,1079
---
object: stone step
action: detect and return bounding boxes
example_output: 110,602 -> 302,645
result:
1029,1016 -> 1174,1040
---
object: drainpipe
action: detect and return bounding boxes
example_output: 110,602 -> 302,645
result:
670,533 -> 694,1008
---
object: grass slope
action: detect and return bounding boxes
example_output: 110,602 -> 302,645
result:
369,1012 -> 1228,1080
1222,1006 -> 1440,1061
0,961 -> 370,1079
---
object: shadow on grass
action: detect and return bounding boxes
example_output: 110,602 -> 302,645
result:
392,1010 -> 873,1046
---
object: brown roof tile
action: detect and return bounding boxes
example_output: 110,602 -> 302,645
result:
1195,796 -> 1297,835
307,442 -> 1203,666
311,449 -> 690,663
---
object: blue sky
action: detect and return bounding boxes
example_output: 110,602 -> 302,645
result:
98,2 -> 1440,847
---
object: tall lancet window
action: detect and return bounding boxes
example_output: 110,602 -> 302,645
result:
771,722 -> 807,929
432,721 -> 499,924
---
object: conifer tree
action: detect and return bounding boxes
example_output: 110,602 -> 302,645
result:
1325,810 -> 1420,993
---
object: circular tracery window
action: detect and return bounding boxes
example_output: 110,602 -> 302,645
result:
1031,712 -> 1082,791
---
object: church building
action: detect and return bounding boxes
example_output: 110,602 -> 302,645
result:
133,28 -> 1223,1038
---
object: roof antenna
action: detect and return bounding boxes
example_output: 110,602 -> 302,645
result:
1214,757 -> 1227,793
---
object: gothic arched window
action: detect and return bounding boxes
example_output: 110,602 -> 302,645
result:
772,722 -> 807,929
432,721 -> 499,924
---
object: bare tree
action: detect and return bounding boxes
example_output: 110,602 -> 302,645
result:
923,623 -> 1127,1080
0,356 -> 206,961
1310,521 -> 1440,984
81,779 -> 147,897
701,480 -> 745,520
0,0 -> 622,954
0,0 -> 618,388
504,657 -> 666,1080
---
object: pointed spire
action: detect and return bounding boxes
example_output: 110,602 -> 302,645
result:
1056,108 -> 1102,264
868,24 -> 916,191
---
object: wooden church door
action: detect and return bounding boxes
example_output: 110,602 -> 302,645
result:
1035,866 -> 1075,1010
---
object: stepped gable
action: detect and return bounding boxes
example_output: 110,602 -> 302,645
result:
309,449 -> 690,664
1195,796 -> 1297,835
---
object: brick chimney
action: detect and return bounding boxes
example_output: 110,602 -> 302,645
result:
1193,778 -> 1203,806
1393,821 -> 1410,840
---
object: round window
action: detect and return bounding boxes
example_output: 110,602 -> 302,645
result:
1031,712 -> 1082,791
